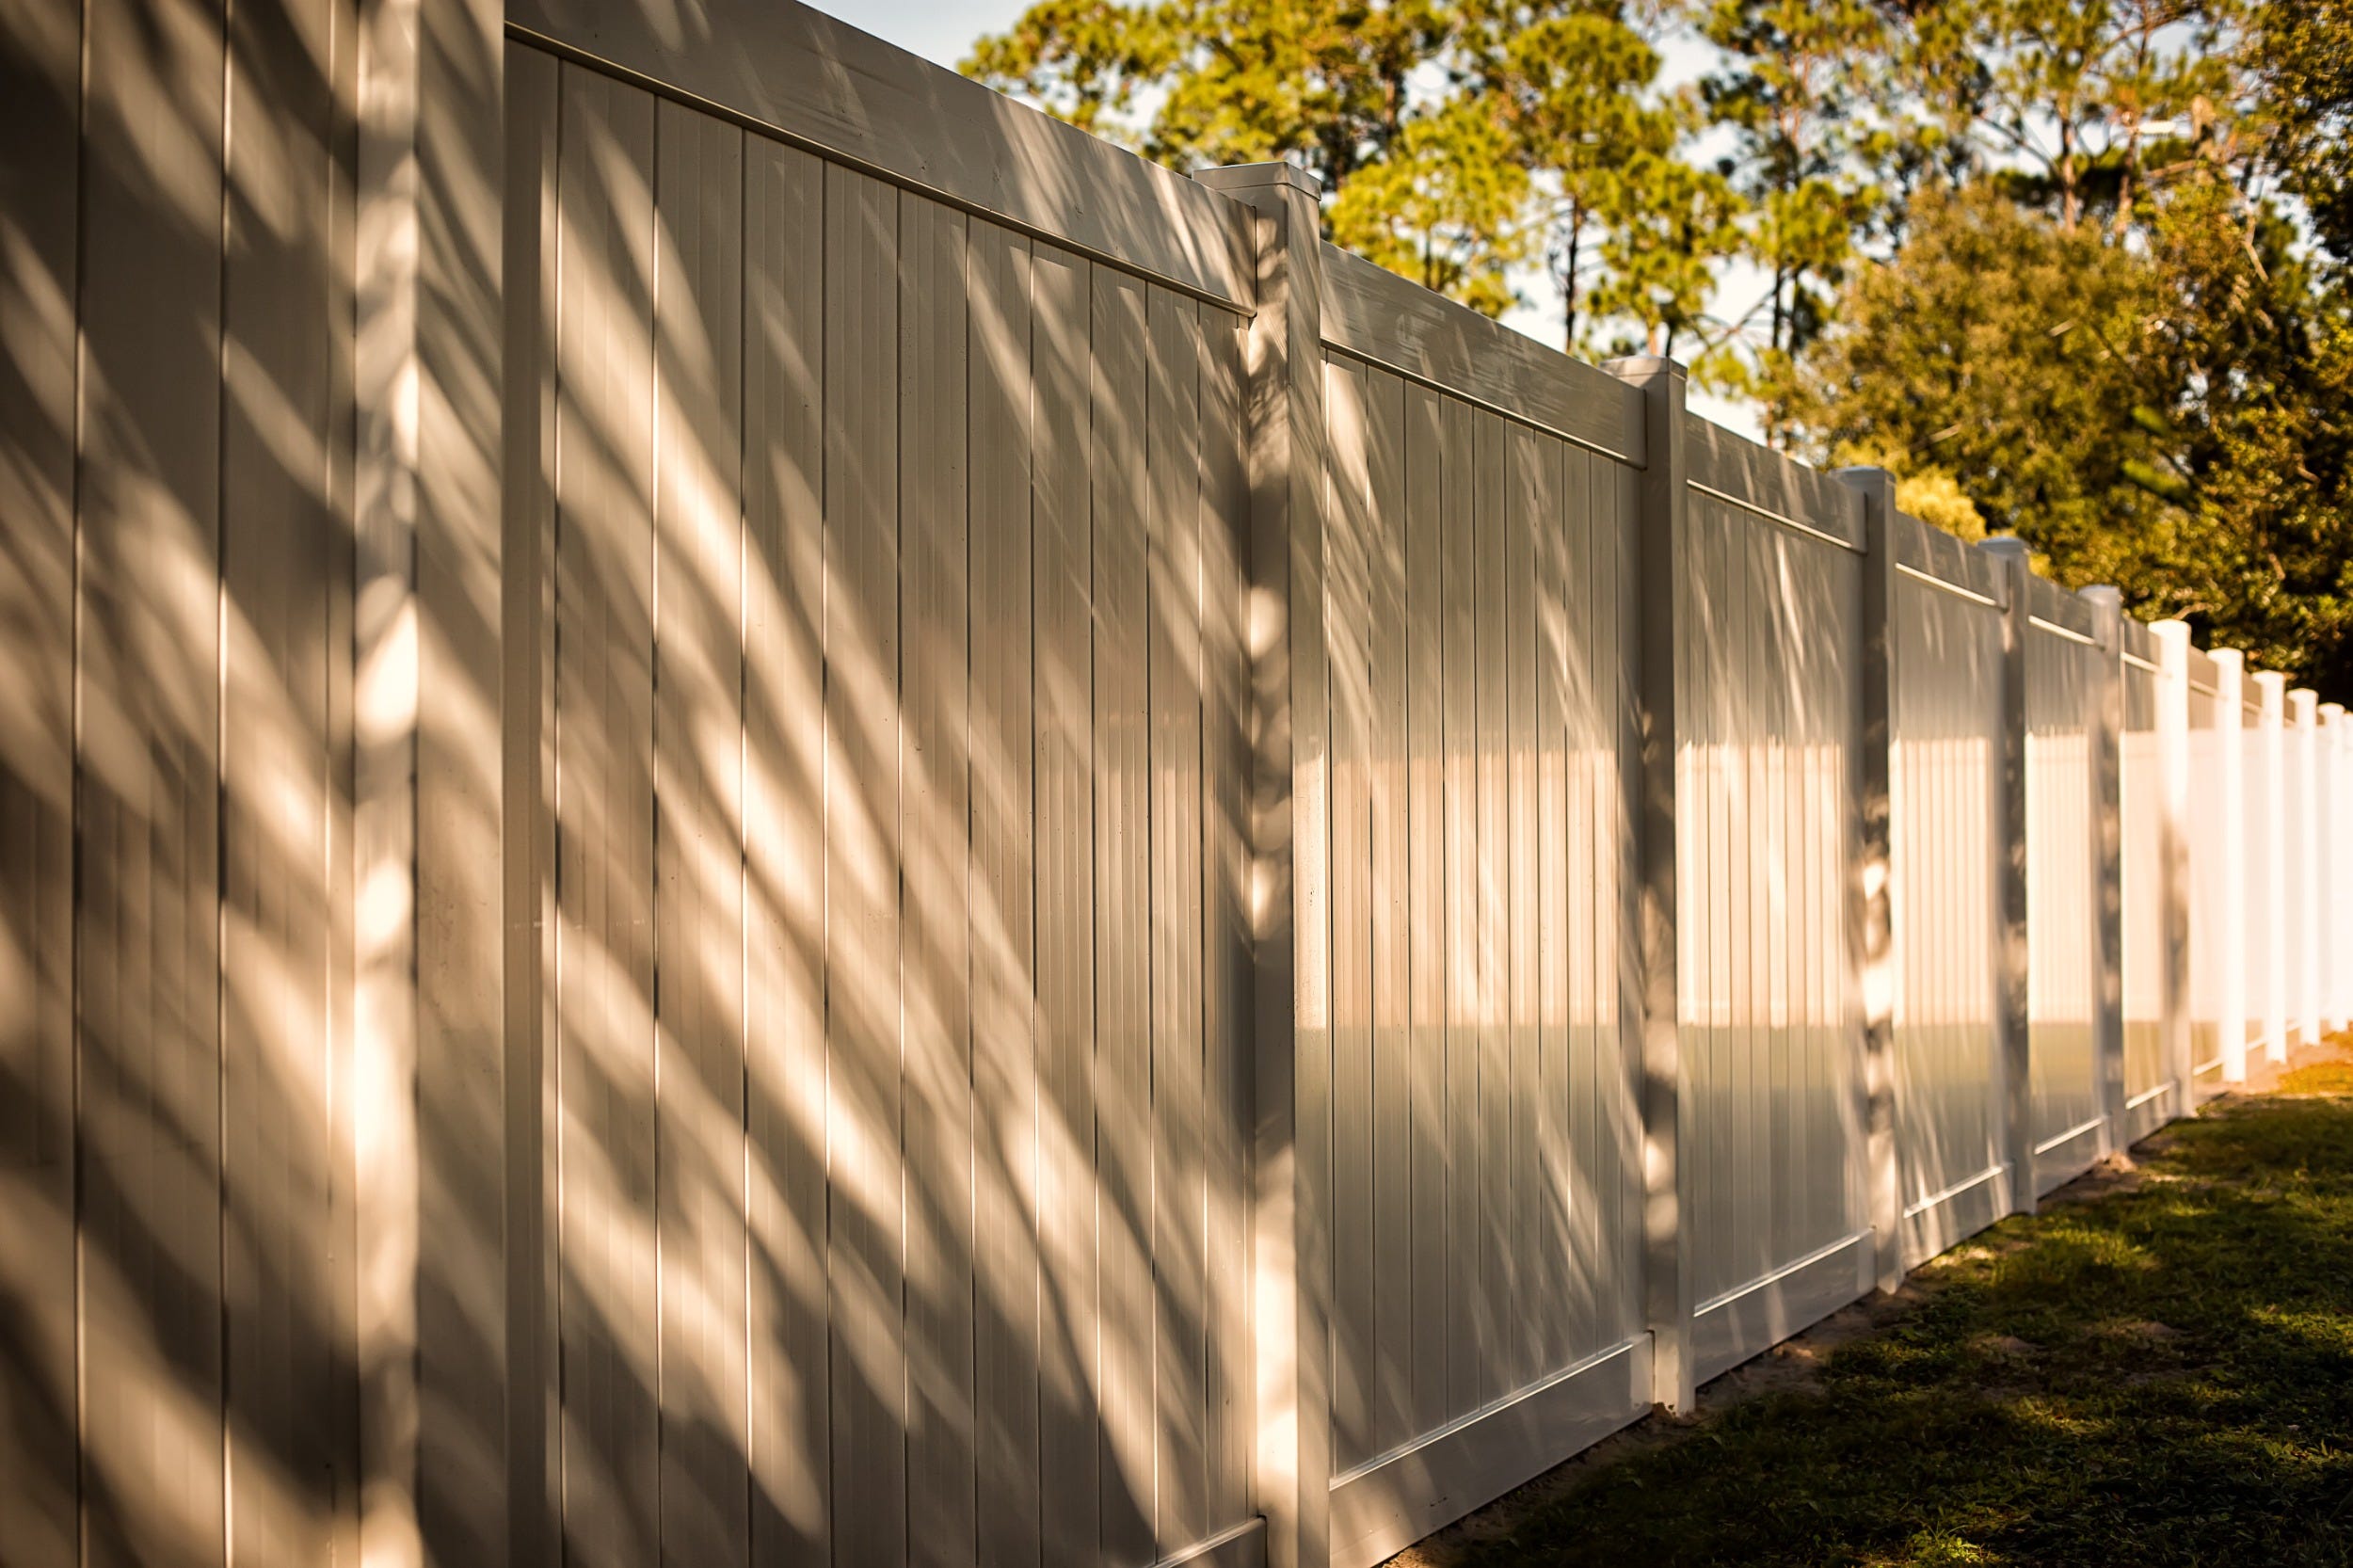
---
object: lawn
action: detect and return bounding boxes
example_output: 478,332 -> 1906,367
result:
1446,1093 -> 2353,1567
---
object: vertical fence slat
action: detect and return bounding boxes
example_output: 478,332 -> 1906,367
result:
1473,408 -> 1510,1408
1439,392 -> 1481,1420
742,131 -> 831,1565
899,188 -> 976,1568
1145,283 -> 1208,1555
1533,435 -> 1575,1373
1089,263 -> 1154,1563
653,99 -> 750,1568
554,64 -> 660,1568
502,41 -> 563,1568
823,159 -> 908,1568
1609,455 -> 1644,1343
1401,383 -> 1449,1437
1198,305 -> 1255,1533
0,0 -> 80,1550
1559,445 -> 1600,1364
1365,367 -> 1412,1455
1503,422 -> 1542,1390
223,0 -> 346,1546
1322,352 -> 1373,1473
968,216 -> 1043,1568
1028,240 -> 1104,1565
79,0 -> 228,1556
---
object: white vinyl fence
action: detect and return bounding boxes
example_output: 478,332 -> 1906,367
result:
2,3 -> 2346,1567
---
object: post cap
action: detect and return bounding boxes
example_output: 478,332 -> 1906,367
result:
1602,353 -> 1685,385
1197,161 -> 1322,197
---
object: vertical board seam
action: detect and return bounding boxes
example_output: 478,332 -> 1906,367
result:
216,0 -> 237,1547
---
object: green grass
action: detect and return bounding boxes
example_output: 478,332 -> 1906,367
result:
1459,1096 -> 2353,1567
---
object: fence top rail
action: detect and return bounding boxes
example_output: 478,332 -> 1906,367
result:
1683,416 -> 1866,551
2121,615 -> 2158,667
1891,508 -> 2009,608
1317,242 -> 1647,465
2016,568 -> 2102,643
507,0 -> 1257,312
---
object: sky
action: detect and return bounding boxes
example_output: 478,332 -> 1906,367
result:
847,0 -> 1766,437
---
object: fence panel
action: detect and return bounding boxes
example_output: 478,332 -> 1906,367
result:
1679,420 -> 1872,1381
0,0 -> 367,1560
2249,680 -> 2281,1061
2120,620 -> 2169,1139
500,30 -> 1262,1567
1887,514 -> 2013,1264
1314,243 -> 1652,1568
2185,647 -> 2228,1091
2283,693 -> 2313,1049
2292,691 -> 2322,1048
2330,707 -> 2351,1032
2019,577 -> 2108,1192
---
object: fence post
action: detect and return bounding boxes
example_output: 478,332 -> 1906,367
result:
2080,589 -> 2126,1154
356,1 -> 510,1563
1836,468 -> 1903,1292
2328,703 -> 2349,1036
1196,161 -> 1332,1568
2152,623 -> 2195,1117
2256,670 -> 2289,1063
2292,689 -> 2322,1051
1978,538 -> 2036,1215
1604,353 -> 1695,1412
2211,651 -> 2249,1081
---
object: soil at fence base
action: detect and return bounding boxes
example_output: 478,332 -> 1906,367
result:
1390,1028 -> 2353,1568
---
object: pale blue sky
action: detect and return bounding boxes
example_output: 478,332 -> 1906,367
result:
844,0 -> 1764,435
850,0 -> 1020,72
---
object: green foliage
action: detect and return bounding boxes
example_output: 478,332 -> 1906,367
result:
1328,98 -> 1532,316
1584,151 -> 1745,357
1469,6 -> 1688,347
2251,0 -> 2353,262
965,0 -> 2353,696
964,0 -> 1452,191
966,0 -> 1698,332
1694,0 -> 1887,436
1789,185 -> 2180,564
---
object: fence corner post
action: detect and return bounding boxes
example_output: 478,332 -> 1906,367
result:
1978,538 -> 2036,1215
2291,688 -> 2322,1051
1196,160 -> 1332,1568
2152,622 -> 2195,1118
2255,670 -> 2289,1064
1836,467 -> 1902,1293
1603,353 -> 1694,1413
2210,650 -> 2249,1081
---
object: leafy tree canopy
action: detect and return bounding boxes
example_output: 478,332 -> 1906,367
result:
965,0 -> 2353,696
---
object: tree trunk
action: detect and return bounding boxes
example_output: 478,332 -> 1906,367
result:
1562,213 -> 1582,352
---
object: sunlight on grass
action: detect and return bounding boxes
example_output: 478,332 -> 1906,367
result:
2277,1055 -> 2353,1096
1451,1097 -> 2353,1567
1880,1528 -> 1995,1566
